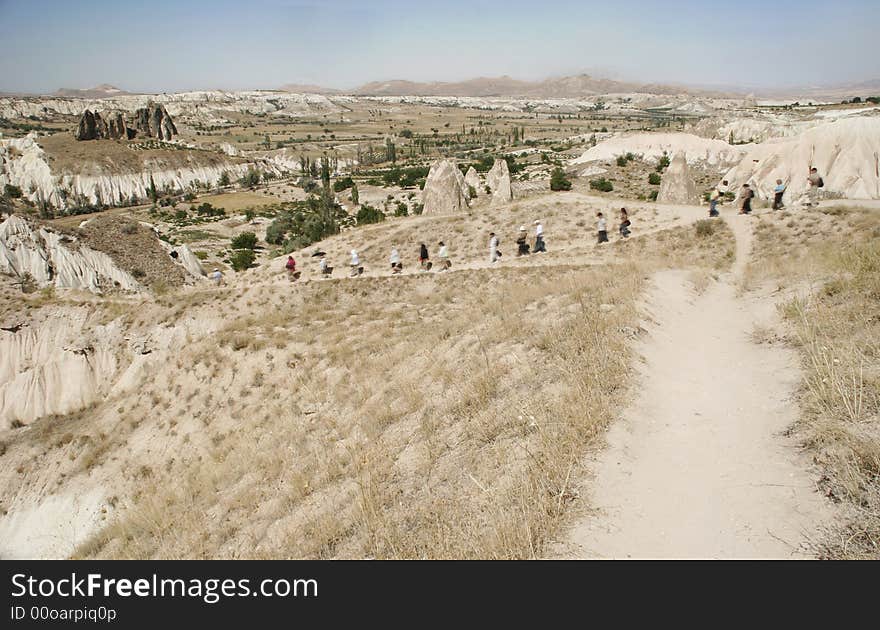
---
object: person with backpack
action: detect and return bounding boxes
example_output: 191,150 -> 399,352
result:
285,255 -> 299,281
318,252 -> 333,276
772,179 -> 786,210
419,243 -> 431,271
516,226 -> 530,256
739,183 -> 754,215
807,167 -> 823,206
619,208 -> 631,238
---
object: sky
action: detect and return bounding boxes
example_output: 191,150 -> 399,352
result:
0,0 -> 878,94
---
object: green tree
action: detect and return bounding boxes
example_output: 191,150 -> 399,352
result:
648,172 -> 662,185
350,182 -> 359,205
356,203 -> 385,225
385,138 -> 397,163
550,168 -> 572,191
148,175 -> 158,203
239,169 -> 261,188
4,184 -> 22,199
218,171 -> 231,187
231,231 -> 258,250
229,249 -> 256,271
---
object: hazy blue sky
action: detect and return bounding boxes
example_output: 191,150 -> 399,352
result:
0,0 -> 877,93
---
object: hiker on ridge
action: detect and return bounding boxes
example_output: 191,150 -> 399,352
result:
437,241 -> 450,270
807,167 -> 823,206
390,247 -> 402,274
516,226 -> 530,256
489,232 -> 500,263
709,185 -> 722,217
619,208 -> 631,238
772,179 -> 786,210
533,220 -> 546,253
739,183 -> 754,215
419,243 -> 431,270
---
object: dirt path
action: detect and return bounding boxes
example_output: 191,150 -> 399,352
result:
554,213 -> 836,559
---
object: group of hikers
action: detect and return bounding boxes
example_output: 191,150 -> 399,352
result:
596,208 -> 631,244
220,166 -> 828,287
708,167 -> 824,217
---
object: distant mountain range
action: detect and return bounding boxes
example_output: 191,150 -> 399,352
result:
281,74 -> 721,98
38,76 -> 880,101
52,84 -> 133,99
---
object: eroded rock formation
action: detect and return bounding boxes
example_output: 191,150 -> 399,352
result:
421,159 -> 469,215
73,102 -> 177,141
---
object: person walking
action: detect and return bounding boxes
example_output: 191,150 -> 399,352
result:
390,247 -> 402,274
319,252 -> 333,276
772,179 -> 786,210
619,208 -> 631,238
437,241 -> 450,270
739,183 -> 754,215
533,220 -> 546,253
350,249 -> 363,277
419,242 -> 431,270
709,185 -> 722,217
210,268 -> 224,285
597,212 -> 608,244
516,226 -> 530,256
285,255 -> 299,281
807,167 -> 823,206
489,232 -> 500,263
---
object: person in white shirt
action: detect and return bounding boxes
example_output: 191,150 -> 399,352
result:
437,241 -> 450,270
210,268 -> 223,285
350,249 -> 362,276
390,247 -> 402,274
489,232 -> 500,262
533,220 -> 546,253
597,212 -> 608,244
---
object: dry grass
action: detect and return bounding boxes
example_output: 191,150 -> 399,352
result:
74,264 -> 642,559
751,207 -> 880,559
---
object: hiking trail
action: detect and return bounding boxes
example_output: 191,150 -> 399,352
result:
555,213 -> 836,559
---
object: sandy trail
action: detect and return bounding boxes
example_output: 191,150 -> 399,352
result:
555,213 -> 835,559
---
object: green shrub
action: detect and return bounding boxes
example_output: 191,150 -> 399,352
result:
231,232 -> 258,250
616,155 -> 628,167
412,203 -> 424,216
394,202 -> 408,217
467,185 -> 477,199
648,172 -> 662,185
550,167 -> 572,191
356,204 -> 385,225
656,154 -> 670,172
229,249 -> 256,271
649,190 -> 659,201
589,178 -> 613,192
333,176 -> 354,192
